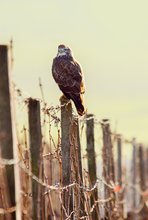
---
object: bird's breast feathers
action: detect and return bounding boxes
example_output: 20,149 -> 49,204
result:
52,55 -> 85,93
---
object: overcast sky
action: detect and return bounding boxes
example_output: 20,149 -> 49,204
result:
0,0 -> 148,143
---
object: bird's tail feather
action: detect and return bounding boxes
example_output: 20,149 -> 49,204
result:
71,94 -> 85,116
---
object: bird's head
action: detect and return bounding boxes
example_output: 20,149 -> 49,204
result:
57,44 -> 72,57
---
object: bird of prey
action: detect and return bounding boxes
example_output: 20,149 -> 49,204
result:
52,44 -> 85,116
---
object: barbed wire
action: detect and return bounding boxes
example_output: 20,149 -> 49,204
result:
1,151 -> 147,217
12,81 -> 141,146
0,156 -> 116,217
2,79 -> 147,218
12,83 -> 144,146
0,157 -> 147,200
0,158 -> 112,193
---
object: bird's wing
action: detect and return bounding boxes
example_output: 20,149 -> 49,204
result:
52,57 -> 85,95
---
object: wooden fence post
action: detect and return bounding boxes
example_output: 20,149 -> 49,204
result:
138,144 -> 145,191
146,148 -> 148,187
131,138 -> 137,210
71,117 -> 86,218
116,134 -> 123,218
86,114 -> 99,220
76,118 -> 86,217
138,144 -> 148,219
28,98 -> 42,220
76,118 -> 83,184
60,96 -> 73,219
117,135 -> 122,186
0,45 -> 15,219
101,119 -> 115,219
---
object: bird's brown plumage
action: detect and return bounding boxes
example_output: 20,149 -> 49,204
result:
52,45 -> 85,116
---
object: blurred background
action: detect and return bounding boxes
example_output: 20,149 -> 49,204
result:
0,0 -> 148,143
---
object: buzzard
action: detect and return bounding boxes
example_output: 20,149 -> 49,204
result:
52,44 -> 85,116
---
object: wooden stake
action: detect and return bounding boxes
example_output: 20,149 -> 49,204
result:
76,118 -> 83,184
101,120 -> 115,219
0,45 -> 15,219
86,114 -> 99,220
28,98 -> 42,220
75,118 -> 86,217
60,96 -> 73,219
146,148 -> 148,187
138,144 -> 148,219
116,135 -> 124,218
138,144 -> 146,191
117,135 -> 122,186
131,138 -> 137,210
71,117 -> 86,218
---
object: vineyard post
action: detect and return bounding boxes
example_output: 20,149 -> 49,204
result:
28,98 -> 42,220
117,135 -> 122,186
117,134 -> 123,218
60,96 -> 73,218
101,120 -> 115,219
76,118 -> 83,183
131,138 -> 137,210
0,45 -> 15,219
138,144 -> 148,218
146,148 -> 148,186
138,144 -> 145,191
86,114 -> 99,219
72,117 -> 85,217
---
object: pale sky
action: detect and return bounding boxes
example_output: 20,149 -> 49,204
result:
0,0 -> 148,144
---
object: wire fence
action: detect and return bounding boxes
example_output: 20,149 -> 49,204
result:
0,44 -> 148,220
